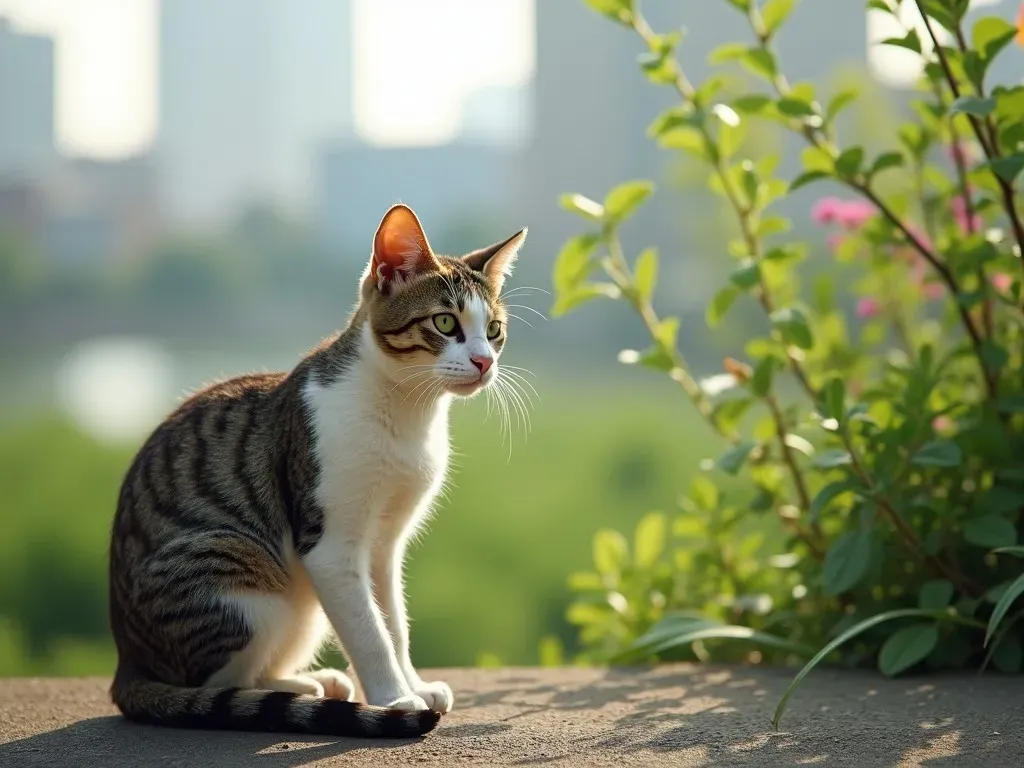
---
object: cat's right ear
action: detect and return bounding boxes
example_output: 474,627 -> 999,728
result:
367,204 -> 440,294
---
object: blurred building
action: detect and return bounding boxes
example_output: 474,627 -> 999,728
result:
316,142 -> 516,253
43,156 -> 161,269
158,0 -> 354,226
0,18 -> 56,181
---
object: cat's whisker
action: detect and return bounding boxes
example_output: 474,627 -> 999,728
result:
500,364 -> 537,377
388,369 -> 436,394
500,285 -> 550,300
500,368 -> 540,403
503,303 -> 548,321
506,313 -> 534,328
499,374 -> 533,436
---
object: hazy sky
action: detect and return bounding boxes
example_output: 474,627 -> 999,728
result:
0,0 -> 533,158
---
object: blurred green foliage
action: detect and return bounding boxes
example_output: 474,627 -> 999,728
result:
0,387 -> 710,676
563,0 -> 1024,726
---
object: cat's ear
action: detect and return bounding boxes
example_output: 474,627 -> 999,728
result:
462,227 -> 528,293
369,204 -> 440,293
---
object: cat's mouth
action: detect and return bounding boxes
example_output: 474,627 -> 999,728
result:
443,372 -> 492,396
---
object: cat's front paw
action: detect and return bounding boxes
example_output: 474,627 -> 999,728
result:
387,694 -> 430,712
413,680 -> 454,714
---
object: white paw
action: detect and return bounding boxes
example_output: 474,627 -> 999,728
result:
307,668 -> 355,701
263,676 -> 324,697
413,680 -> 454,714
386,694 -> 430,712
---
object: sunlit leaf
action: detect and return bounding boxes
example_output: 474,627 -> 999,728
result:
604,180 -> 655,226
634,512 -> 666,569
633,248 -> 658,302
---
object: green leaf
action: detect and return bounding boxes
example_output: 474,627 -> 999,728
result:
559,193 -> 605,220
809,480 -> 856,520
881,30 -> 922,53
604,180 -> 655,226
986,573 -> 1024,646
634,512 -> 666,569
989,153 -> 1024,184
707,286 -> 740,328
777,97 -> 815,117
950,96 -> 996,117
708,42 -> 748,65
741,48 -> 778,80
972,17 -> 1017,63
771,306 -> 814,350
638,51 -> 677,85
824,377 -> 845,422
750,355 -> 778,398
733,94 -> 773,114
835,146 -> 864,178
918,579 -> 954,610
659,128 -> 709,159
689,475 -> 719,511
964,515 -> 1018,549
773,609 -> 984,729
918,0 -> 959,33
789,170 -> 830,191
825,89 -> 858,124
811,449 -> 852,469
551,283 -> 621,317
717,441 -> 756,476
761,0 -> 795,35
592,528 -> 629,574
633,248 -> 658,302
583,0 -> 634,26
653,317 -> 679,349
996,396 -> 1024,414
867,0 -> 892,11
730,260 -> 761,291
910,440 -> 963,468
870,151 -> 904,177
822,531 -> 872,595
878,623 -> 939,676
553,234 -> 599,292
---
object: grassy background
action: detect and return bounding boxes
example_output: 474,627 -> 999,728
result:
0,382 -> 713,676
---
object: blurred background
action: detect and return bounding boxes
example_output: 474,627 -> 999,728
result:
0,0 -> 1015,676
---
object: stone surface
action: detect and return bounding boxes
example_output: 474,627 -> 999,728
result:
0,665 -> 1021,767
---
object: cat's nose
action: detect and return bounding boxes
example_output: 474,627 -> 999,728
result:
470,355 -> 493,375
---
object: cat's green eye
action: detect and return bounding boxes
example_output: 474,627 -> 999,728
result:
486,320 -> 502,340
433,313 -> 458,335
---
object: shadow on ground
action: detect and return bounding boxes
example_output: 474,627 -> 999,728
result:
1,666 -> 1020,767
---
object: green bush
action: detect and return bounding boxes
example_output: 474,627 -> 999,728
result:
555,0 -> 1024,726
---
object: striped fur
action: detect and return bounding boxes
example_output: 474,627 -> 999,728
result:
108,205 -> 527,738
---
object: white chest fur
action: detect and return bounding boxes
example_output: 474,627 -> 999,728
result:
303,363 -> 452,542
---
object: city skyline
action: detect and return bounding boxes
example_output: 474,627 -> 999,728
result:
0,0 -> 534,159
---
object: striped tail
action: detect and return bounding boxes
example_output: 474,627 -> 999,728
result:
112,675 -> 440,738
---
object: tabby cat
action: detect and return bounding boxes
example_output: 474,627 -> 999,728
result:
108,204 -> 528,738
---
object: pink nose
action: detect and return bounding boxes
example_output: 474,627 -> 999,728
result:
470,355 -> 493,375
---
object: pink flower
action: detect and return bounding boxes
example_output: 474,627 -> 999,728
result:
812,196 -> 844,225
951,195 -> 982,234
991,273 -> 1013,294
923,282 -> 944,300
856,297 -> 880,319
932,415 -> 952,433
836,200 -> 876,230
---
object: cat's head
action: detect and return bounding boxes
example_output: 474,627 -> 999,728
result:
359,204 -> 527,398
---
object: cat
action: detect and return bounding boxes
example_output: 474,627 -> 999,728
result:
108,204 -> 527,738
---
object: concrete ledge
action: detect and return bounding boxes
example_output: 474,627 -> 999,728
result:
0,665 -> 1020,767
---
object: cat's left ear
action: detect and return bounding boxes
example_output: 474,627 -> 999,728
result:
369,204 -> 440,294
462,228 -> 528,293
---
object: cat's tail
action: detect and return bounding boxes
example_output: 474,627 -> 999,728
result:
111,672 -> 440,738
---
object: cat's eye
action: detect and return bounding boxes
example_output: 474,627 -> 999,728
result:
433,313 -> 459,335
486,320 -> 502,340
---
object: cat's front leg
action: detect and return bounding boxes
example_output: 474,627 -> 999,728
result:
372,537 -> 454,714
304,542 -> 428,711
